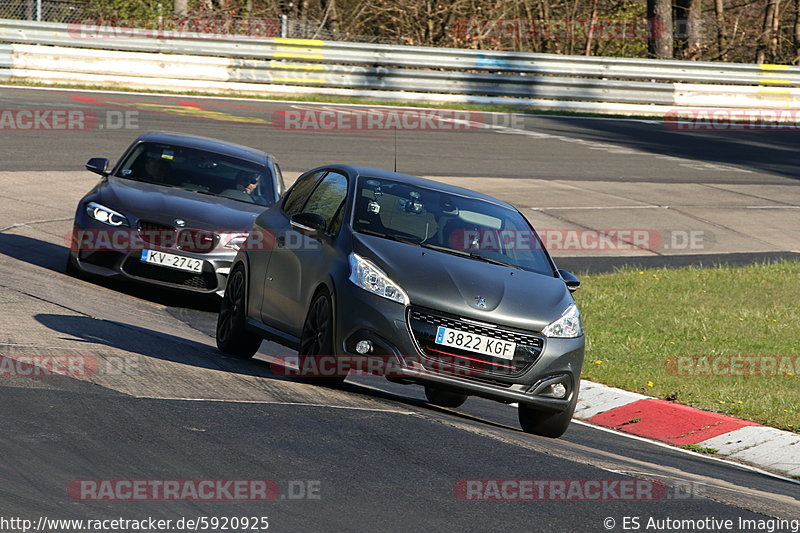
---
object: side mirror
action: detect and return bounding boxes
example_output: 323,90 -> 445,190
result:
85,157 -> 110,176
290,212 -> 327,236
558,269 -> 581,292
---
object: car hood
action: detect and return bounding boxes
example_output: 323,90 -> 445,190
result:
96,177 -> 265,230
353,233 -> 573,332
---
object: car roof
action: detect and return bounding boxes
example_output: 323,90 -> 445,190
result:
318,164 -> 516,210
136,131 -> 272,166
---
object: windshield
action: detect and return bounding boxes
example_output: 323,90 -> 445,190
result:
353,177 -> 554,276
114,142 -> 275,206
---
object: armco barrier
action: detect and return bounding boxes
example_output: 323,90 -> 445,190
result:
2,18 -> 800,116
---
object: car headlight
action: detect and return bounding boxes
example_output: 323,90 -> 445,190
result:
220,232 -> 250,251
349,253 -> 408,305
86,202 -> 128,227
542,303 -> 582,338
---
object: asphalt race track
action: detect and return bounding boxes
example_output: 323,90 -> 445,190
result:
1,86 -> 798,532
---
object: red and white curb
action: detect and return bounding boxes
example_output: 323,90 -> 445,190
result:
574,381 -> 800,478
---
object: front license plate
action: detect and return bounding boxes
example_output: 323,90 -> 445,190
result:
434,326 -> 516,360
140,249 -> 203,273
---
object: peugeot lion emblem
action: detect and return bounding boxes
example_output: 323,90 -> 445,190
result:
474,296 -> 487,309
174,218 -> 186,227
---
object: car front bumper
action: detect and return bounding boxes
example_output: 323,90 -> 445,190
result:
69,221 -> 237,295
334,282 -> 584,411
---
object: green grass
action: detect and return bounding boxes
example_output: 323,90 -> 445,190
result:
575,260 -> 800,433
0,80 -> 659,121
679,444 -> 720,454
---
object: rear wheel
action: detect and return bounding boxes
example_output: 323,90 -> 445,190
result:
425,386 -> 468,408
297,290 -> 345,386
518,390 -> 578,438
216,266 -> 262,358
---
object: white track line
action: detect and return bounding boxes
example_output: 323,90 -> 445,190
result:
570,419 -> 800,486
132,395 -> 415,415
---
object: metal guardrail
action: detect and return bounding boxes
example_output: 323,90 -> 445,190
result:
2,18 -> 800,115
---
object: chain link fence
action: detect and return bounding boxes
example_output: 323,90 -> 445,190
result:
0,0 -> 87,22
0,0 -> 399,43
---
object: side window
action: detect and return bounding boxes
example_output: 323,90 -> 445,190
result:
283,170 -> 325,216
302,171 -> 348,234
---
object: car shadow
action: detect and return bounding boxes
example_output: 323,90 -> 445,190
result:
32,312 -> 517,431
0,232 -> 218,312
34,312 -> 284,379
532,114 -> 800,183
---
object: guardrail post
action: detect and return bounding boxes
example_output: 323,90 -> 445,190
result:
36,0 -> 41,21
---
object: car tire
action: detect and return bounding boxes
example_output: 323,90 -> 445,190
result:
298,289 -> 345,386
216,265 -> 262,358
518,390 -> 578,438
425,386 -> 468,408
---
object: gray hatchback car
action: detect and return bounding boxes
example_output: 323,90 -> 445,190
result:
216,165 -> 584,437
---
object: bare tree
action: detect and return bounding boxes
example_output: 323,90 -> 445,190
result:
173,0 -> 189,17
321,0 -> 339,32
584,0 -> 599,55
795,0 -> 800,63
714,0 -> 728,60
756,0 -> 779,63
647,0 -> 673,58
675,0 -> 703,59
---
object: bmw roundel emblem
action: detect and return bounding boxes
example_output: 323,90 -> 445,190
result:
175,219 -> 186,227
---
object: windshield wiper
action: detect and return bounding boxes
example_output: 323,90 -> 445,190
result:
358,230 -> 522,270
119,176 -> 180,189
419,242 -> 522,270
357,228 -> 419,246
464,253 -> 522,270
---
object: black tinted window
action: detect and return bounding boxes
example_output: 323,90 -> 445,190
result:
303,172 -> 348,233
283,170 -> 325,216
353,177 -> 554,275
115,142 -> 275,206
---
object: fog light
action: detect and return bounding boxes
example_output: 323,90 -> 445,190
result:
541,383 -> 567,399
355,340 -> 373,354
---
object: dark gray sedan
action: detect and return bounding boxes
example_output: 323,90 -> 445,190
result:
68,132 -> 284,295
216,165 -> 583,437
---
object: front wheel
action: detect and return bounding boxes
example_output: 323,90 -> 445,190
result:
518,390 -> 578,438
216,266 -> 262,358
297,290 -> 345,386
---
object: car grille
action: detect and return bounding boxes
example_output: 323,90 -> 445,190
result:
138,220 -> 176,248
176,229 -> 219,254
407,307 -> 544,378
121,256 -> 217,291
